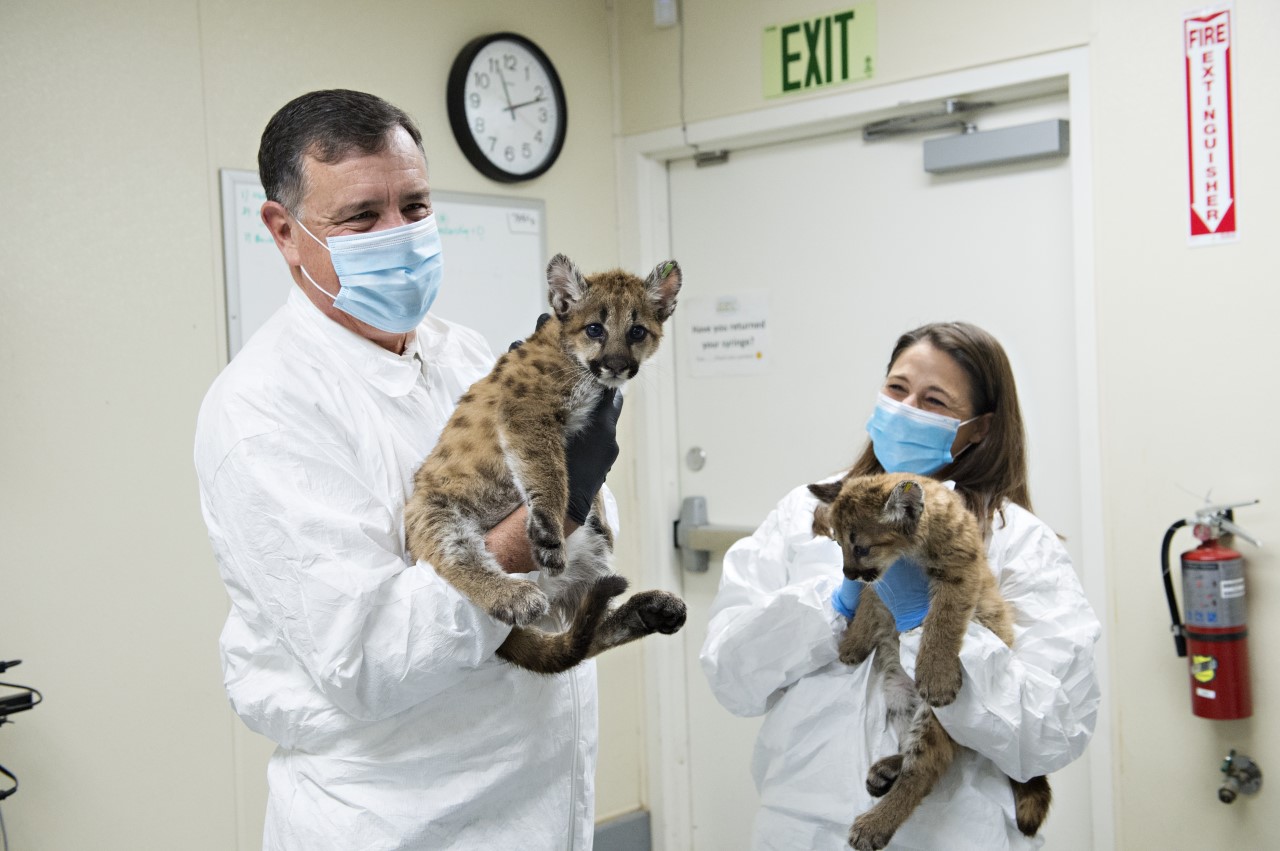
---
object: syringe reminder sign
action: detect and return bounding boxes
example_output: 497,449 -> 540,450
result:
684,292 -> 770,378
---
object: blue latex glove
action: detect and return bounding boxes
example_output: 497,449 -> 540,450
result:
831,578 -> 864,619
873,557 -> 931,632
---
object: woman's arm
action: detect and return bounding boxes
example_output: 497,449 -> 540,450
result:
699,485 -> 849,717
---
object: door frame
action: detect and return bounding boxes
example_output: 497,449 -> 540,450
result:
616,46 -> 1113,851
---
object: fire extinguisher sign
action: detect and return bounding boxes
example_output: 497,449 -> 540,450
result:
1184,4 -> 1238,245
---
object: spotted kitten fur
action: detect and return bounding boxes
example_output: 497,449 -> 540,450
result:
809,472 -> 1051,851
405,254 -> 687,675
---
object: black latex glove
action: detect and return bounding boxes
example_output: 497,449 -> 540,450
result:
565,389 -> 624,525
508,313 -> 552,351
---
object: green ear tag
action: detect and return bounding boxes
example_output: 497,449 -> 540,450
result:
661,262 -> 675,277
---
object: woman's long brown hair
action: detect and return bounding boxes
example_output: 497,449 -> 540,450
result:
848,321 -> 1032,537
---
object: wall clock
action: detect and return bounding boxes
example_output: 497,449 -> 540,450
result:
447,32 -> 568,183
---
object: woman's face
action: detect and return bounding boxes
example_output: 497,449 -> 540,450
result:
881,341 -> 991,457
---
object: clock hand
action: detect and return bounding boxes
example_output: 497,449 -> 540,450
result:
495,68 -> 516,119
506,95 -> 547,113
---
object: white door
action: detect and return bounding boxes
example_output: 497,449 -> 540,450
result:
667,93 -> 1093,850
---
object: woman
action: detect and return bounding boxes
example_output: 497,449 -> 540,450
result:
700,322 -> 1101,850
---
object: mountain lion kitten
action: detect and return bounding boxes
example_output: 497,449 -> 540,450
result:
406,254 -> 687,675
808,472 -> 1051,851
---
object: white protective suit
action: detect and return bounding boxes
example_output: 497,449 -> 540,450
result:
195,288 -> 600,850
700,481 -> 1101,851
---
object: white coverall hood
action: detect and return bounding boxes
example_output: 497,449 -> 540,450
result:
700,481 -> 1101,851
196,289 -> 599,850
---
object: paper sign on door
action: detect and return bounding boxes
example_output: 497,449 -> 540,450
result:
685,292 -> 770,377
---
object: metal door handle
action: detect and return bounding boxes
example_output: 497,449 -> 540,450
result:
674,496 -> 754,572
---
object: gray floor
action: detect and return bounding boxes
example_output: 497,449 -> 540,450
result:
594,810 -> 651,851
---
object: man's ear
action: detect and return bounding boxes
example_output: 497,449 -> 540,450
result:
546,253 -> 586,321
261,201 -> 302,267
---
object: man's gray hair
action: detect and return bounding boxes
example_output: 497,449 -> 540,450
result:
258,89 -> 425,216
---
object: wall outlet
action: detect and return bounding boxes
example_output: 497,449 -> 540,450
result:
654,0 -> 678,28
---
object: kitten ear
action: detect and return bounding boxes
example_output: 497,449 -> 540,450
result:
882,480 -> 924,534
547,253 -> 587,320
811,502 -> 833,539
808,480 -> 844,505
645,259 -> 682,322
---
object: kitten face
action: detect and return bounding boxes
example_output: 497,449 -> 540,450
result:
546,255 -> 682,389
809,477 -> 924,582
831,506 -> 910,581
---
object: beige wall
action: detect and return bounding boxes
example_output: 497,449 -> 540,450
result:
1092,1 -> 1280,848
1,2 -> 238,847
615,0 -> 1090,134
5,1 -> 1280,849
0,2 -> 641,849
612,1 -> 1280,849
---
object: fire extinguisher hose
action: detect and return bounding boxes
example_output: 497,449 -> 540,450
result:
1162,518 -> 1188,657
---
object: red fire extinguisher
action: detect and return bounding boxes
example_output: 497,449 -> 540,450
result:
1162,499 -> 1261,720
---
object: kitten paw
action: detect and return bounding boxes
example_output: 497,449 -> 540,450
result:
632,591 -> 687,635
838,639 -> 873,667
915,659 -> 963,707
533,541 -> 566,575
848,809 -> 899,851
528,510 -> 566,575
487,582 -> 550,627
865,755 -> 903,798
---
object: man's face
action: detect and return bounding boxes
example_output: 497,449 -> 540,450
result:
263,125 -> 432,349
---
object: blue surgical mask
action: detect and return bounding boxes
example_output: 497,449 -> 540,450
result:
296,214 -> 443,333
866,392 -> 978,475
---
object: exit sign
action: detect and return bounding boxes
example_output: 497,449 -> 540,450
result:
763,4 -> 877,99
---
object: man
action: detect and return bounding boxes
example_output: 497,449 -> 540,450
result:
195,90 -> 618,850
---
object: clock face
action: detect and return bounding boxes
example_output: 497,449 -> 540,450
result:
447,34 -> 567,182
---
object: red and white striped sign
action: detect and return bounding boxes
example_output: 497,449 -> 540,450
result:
1184,5 -> 1237,243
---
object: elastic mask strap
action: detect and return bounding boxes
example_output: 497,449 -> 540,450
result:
949,414 -> 985,462
293,214 -> 337,301
299,264 -> 337,302
293,215 -> 331,252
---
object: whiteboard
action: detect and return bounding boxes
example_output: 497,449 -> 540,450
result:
220,169 -> 289,356
430,190 -> 548,355
219,170 -> 548,358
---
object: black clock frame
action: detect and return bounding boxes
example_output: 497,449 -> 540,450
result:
446,32 -> 568,183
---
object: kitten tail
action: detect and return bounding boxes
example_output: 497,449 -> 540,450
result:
1010,775 -> 1052,837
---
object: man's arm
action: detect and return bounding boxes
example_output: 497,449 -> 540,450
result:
201,429 -> 513,724
486,507 -> 579,574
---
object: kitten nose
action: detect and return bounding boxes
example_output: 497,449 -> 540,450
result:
602,355 -> 631,375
